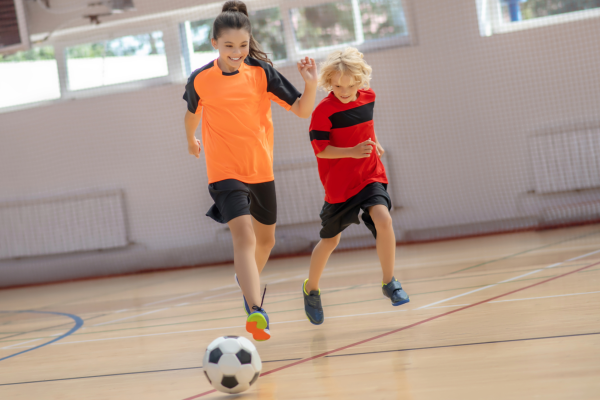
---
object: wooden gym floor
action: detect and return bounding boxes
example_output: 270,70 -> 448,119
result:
1,224 -> 599,399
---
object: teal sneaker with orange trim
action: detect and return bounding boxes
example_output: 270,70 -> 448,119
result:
246,306 -> 270,341
303,279 -> 324,325
382,277 -> 410,306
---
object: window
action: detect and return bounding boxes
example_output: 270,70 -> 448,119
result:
184,17 -> 218,72
360,0 -> 409,40
478,0 -> 600,36
291,1 -> 357,51
290,0 -> 408,52
183,7 -> 287,72
502,0 -> 600,22
250,7 -> 287,61
0,47 -> 60,109
66,31 -> 168,91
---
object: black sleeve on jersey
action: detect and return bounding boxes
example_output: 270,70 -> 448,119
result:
246,58 -> 302,106
310,130 -> 330,141
183,62 -> 215,114
183,76 -> 200,114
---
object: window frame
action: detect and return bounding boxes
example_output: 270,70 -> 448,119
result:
0,46 -> 62,114
477,0 -> 600,37
1,0 -> 414,113
179,0 -> 295,76
282,0 -> 412,61
56,22 -> 177,100
179,0 -> 413,72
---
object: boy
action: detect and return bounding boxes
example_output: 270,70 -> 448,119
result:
303,47 -> 410,325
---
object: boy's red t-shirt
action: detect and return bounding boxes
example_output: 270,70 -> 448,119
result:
309,88 -> 388,204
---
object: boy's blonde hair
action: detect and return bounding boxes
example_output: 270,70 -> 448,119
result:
318,47 -> 372,91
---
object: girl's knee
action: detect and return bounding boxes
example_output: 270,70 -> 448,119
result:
231,225 -> 256,247
257,234 -> 276,250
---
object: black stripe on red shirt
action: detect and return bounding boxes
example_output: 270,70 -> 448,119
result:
328,101 -> 375,129
309,130 -> 330,141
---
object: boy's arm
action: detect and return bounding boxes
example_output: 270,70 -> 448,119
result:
317,139 -> 376,159
184,110 -> 202,158
373,131 -> 384,157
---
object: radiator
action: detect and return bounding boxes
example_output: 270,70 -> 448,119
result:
274,154 -> 392,226
541,201 -> 600,226
0,190 -> 128,259
529,129 -> 600,194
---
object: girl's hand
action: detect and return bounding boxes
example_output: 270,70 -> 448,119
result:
350,139 -> 376,159
375,142 -> 385,157
297,57 -> 318,86
188,138 -> 201,158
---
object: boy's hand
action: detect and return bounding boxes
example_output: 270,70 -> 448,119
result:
375,142 -> 385,157
297,57 -> 317,87
350,139 -> 376,159
188,138 -> 201,158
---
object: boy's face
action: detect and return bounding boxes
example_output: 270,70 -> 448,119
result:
330,72 -> 359,104
211,29 -> 250,72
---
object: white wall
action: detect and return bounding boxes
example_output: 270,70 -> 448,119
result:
1,0 -> 600,286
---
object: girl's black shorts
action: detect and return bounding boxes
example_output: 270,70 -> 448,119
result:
206,179 -> 277,225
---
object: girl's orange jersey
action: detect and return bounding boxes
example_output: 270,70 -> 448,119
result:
183,57 -> 301,184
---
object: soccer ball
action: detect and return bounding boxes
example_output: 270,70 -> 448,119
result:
202,336 -> 262,394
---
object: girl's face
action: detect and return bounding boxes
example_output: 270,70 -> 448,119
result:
211,29 -> 250,73
330,72 -> 359,104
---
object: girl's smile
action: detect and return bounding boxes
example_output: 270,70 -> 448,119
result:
212,28 -> 250,73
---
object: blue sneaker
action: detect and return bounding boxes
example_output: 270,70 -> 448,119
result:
246,306 -> 270,341
234,274 -> 252,316
303,279 -> 324,325
382,277 -> 410,306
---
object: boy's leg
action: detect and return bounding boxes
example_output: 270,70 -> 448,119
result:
304,234 -> 341,325
228,215 -> 261,308
251,217 -> 276,274
306,234 -> 341,292
368,204 -> 410,306
368,204 -> 395,284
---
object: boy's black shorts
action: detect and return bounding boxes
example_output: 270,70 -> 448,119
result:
206,179 -> 277,225
319,182 -> 391,239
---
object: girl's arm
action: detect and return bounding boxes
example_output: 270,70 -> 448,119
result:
184,110 -> 202,158
317,139 -> 376,159
291,57 -> 318,119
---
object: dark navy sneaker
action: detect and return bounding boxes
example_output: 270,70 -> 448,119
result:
382,277 -> 410,306
234,274 -> 251,316
303,279 -> 324,325
246,306 -> 270,341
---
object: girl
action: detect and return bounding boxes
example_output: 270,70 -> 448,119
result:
302,47 -> 410,325
183,1 -> 317,341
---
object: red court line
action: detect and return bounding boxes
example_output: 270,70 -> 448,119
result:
183,260 -> 600,399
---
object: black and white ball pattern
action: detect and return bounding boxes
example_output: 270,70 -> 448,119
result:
202,336 -> 262,394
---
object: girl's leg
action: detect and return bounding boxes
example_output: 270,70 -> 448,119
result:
228,215 -> 261,308
306,233 -> 342,292
369,204 -> 395,283
251,217 -> 276,274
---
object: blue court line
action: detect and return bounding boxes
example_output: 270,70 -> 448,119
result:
0,311 -> 83,362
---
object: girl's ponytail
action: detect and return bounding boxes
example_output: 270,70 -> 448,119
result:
213,1 -> 273,66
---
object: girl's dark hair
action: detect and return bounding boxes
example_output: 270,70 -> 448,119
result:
213,1 -> 272,66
